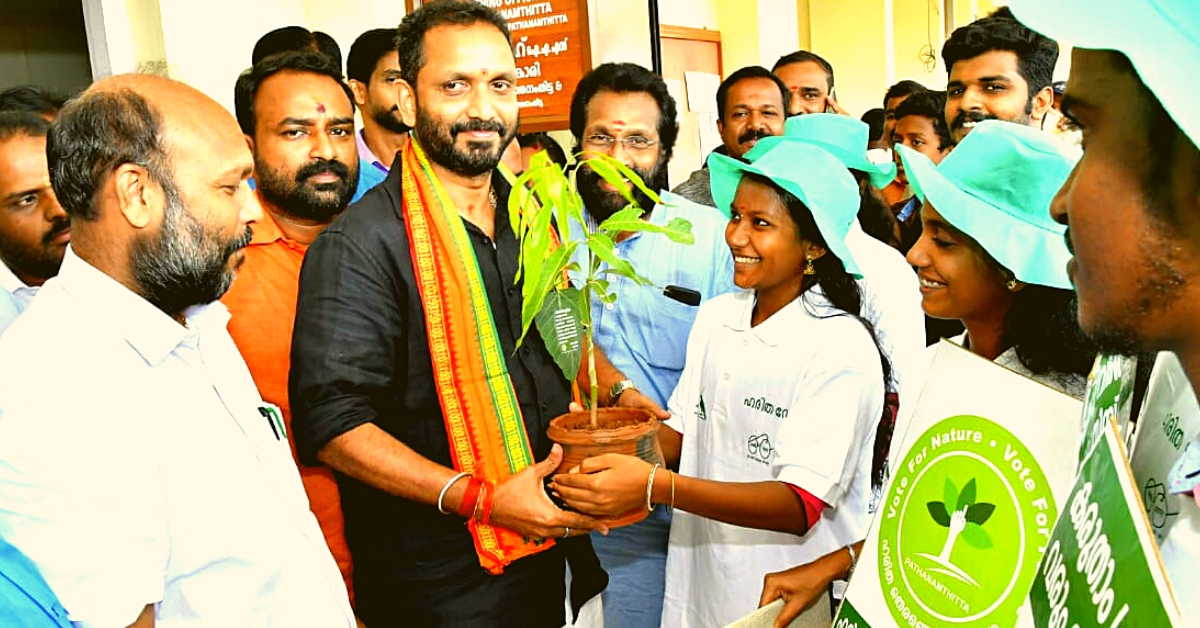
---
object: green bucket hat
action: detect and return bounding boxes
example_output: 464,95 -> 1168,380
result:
710,137 -> 862,277
897,120 -> 1075,289
1008,0 -> 1200,152
745,113 -> 896,189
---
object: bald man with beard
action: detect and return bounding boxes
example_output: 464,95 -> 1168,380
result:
0,75 -> 355,628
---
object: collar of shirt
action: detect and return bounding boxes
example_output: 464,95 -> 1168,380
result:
0,257 -> 34,297
247,197 -> 310,254
722,287 -> 837,347
357,129 -> 389,174
55,246 -> 231,366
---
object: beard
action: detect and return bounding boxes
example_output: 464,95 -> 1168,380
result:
414,108 -> 517,177
0,215 -> 69,282
130,177 -> 253,317
370,104 -> 410,134
255,156 -> 357,222
576,158 -> 667,223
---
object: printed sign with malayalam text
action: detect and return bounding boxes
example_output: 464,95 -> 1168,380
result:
1029,420 -> 1181,627
834,342 -> 1081,628
1076,354 -> 1138,468
1127,352 -> 1200,620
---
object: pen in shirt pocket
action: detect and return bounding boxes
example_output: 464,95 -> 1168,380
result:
258,404 -> 286,441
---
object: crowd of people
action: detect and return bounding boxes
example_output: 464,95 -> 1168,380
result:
0,0 -> 1196,627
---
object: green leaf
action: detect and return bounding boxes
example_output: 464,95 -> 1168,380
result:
534,288 -> 584,382
583,152 -> 663,208
961,522 -> 993,549
966,502 -> 996,526
586,232 -> 638,282
597,208 -> 695,245
959,478 -> 977,509
517,242 -> 575,347
944,478 -> 959,512
927,501 -> 951,527
581,154 -> 637,205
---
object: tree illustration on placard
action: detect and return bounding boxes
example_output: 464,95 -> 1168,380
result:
927,478 -> 996,564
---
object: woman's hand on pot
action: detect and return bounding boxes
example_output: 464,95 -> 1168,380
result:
490,444 -> 610,539
614,388 -> 670,420
550,453 -> 652,517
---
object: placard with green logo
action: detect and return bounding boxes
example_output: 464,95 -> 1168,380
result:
1028,420 -> 1181,627
835,343 -> 1082,628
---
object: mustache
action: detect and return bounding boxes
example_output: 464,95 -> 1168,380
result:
738,128 -> 771,145
295,159 -> 350,183
950,110 -> 995,131
451,119 -> 507,138
43,217 -> 70,243
228,225 -> 253,256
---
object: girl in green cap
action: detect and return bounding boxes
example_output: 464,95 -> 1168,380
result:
552,140 -> 891,627
898,120 -> 1094,405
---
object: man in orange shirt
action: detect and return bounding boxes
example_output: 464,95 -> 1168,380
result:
223,50 -> 361,600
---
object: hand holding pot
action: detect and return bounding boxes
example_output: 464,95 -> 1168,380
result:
490,444 -> 610,539
551,453 -> 653,517
613,388 -> 670,420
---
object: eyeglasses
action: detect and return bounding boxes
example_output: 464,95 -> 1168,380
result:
583,134 -> 658,152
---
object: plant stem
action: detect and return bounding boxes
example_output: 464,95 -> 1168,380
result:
587,331 -> 598,430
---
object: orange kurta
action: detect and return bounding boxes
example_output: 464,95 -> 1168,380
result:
222,205 -> 354,601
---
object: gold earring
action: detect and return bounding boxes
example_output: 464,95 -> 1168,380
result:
1006,279 -> 1020,291
804,258 -> 816,275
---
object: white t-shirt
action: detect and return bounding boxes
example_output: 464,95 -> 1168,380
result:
0,249 -> 354,628
660,289 -> 884,628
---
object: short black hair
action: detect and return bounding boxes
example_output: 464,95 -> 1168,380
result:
397,0 -> 511,87
517,133 -> 568,168
48,88 -> 173,221
892,90 -> 953,151
0,85 -> 66,118
860,108 -> 885,142
716,66 -> 790,122
883,80 -> 928,109
234,51 -> 355,137
772,50 -> 834,91
569,62 -> 680,165
347,28 -> 398,84
252,26 -> 343,68
0,111 -> 50,143
941,7 -> 1058,100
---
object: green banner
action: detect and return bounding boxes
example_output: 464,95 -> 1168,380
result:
1029,423 -> 1180,627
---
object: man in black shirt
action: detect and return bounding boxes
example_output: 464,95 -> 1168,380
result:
289,3 -> 607,626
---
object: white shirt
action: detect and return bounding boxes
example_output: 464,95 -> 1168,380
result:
0,258 -> 38,336
0,248 -> 354,628
661,290 -> 884,628
846,221 -> 924,400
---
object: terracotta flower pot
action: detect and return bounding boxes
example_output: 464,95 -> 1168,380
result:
547,407 -> 665,528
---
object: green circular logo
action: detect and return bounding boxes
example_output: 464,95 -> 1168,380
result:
877,415 -> 1057,627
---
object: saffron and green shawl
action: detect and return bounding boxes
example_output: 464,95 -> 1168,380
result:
399,138 -> 552,574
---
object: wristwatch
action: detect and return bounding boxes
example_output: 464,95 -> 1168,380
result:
609,379 -> 638,405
